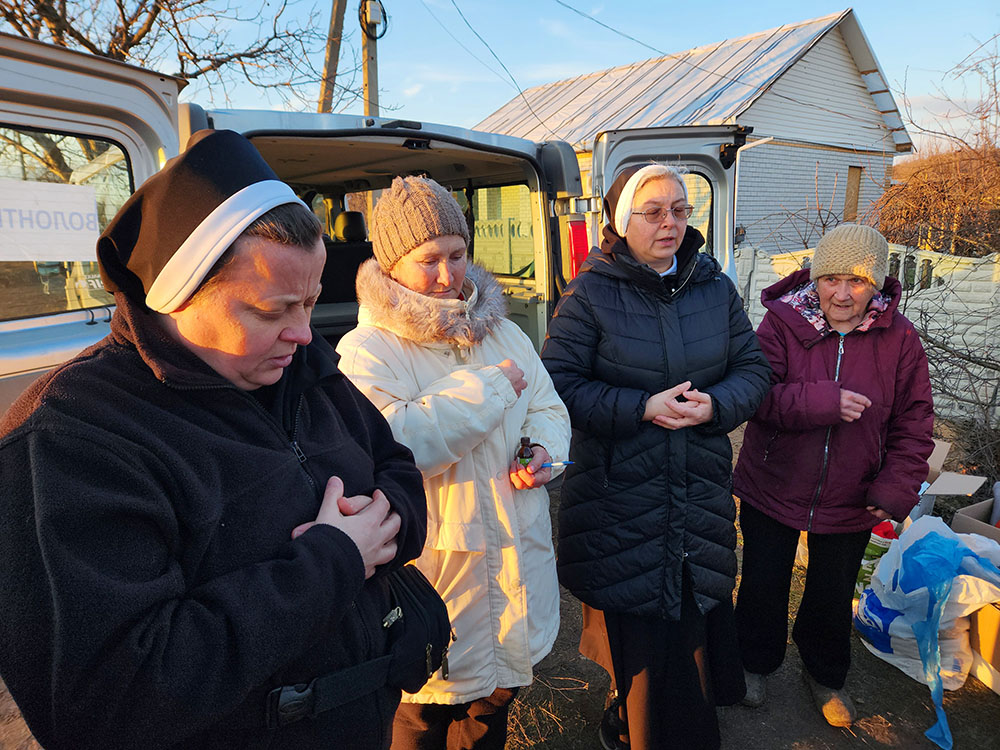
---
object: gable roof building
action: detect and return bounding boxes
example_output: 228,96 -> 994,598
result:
477,9 -> 912,256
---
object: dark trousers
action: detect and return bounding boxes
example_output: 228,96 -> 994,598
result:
735,501 -> 872,689
389,687 -> 519,750
588,568 -> 743,750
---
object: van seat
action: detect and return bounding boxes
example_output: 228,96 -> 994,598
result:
333,211 -> 368,242
319,211 -> 373,304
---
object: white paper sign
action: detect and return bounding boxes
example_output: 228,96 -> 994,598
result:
0,179 -> 101,262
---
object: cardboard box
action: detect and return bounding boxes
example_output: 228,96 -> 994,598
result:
909,439 -> 988,522
950,499 -> 1000,545
969,602 -> 1000,696
926,438 -> 951,484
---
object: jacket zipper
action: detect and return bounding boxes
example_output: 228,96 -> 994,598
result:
166,381 -> 311,484
762,430 -> 779,462
805,334 -> 845,532
288,394 -> 315,490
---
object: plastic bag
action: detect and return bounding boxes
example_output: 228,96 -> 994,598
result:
854,520 -> 899,599
853,516 -> 1000,750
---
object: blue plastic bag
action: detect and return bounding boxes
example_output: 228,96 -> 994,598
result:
854,516 -> 1000,750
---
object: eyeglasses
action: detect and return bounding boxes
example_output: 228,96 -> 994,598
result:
631,205 -> 694,224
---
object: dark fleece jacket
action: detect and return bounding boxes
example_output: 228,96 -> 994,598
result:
733,268 -> 934,532
0,294 -> 426,750
540,168 -> 771,619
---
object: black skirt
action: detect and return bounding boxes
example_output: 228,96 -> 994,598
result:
578,567 -> 744,750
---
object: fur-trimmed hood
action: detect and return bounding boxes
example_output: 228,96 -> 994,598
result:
354,258 -> 507,347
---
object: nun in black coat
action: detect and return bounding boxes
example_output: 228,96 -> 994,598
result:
541,163 -> 770,750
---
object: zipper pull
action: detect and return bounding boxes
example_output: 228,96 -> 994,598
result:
291,441 -> 307,464
441,646 -> 450,680
382,606 -> 402,629
425,643 -> 433,677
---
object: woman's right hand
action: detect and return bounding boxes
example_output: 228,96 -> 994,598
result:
496,359 -> 527,397
643,381 -> 691,422
291,476 -> 400,579
839,389 -> 872,422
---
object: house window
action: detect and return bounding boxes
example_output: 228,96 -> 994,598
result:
844,166 -> 862,222
903,255 -> 916,291
919,259 -> 933,290
888,253 -> 900,279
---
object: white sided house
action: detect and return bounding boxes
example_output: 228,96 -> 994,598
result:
476,8 -> 911,260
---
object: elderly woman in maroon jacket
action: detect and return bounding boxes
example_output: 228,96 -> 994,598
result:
733,224 -> 933,727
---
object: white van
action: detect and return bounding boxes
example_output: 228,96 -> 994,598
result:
0,31 -> 749,414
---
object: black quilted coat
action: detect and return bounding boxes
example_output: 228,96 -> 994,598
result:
541,206 -> 770,620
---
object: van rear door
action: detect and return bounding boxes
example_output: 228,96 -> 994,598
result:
590,125 -> 750,284
0,33 -> 182,413
187,107 -> 581,349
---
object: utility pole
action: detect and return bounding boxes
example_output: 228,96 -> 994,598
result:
317,0 -> 348,113
361,0 -> 381,117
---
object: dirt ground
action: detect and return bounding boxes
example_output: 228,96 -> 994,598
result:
506,532 -> 1000,749
506,464 -> 1000,750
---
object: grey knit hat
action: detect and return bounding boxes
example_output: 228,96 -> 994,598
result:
370,176 -> 470,270
810,223 -> 889,289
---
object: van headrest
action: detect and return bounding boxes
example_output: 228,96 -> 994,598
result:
333,211 -> 367,242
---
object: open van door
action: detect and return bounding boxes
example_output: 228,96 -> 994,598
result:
0,32 -> 182,413
184,106 -> 581,349
590,125 -> 751,284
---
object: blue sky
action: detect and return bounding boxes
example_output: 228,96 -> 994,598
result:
212,1 -> 998,152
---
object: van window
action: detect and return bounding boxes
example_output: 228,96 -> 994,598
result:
471,185 -> 535,278
683,173 -> 713,255
340,183 -> 538,280
0,125 -> 127,321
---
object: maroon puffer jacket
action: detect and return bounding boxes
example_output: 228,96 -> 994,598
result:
733,269 -> 934,533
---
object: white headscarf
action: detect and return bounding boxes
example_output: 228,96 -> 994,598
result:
612,164 -> 688,236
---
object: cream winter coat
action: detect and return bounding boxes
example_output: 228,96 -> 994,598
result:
336,259 -> 570,704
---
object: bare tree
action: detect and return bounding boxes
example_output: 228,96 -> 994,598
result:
878,37 -> 1000,484
0,0 -> 364,109
880,35 -> 1000,258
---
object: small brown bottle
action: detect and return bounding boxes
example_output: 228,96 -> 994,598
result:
516,437 -> 533,467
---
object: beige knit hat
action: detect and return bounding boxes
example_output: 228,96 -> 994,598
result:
810,223 -> 889,289
370,176 -> 470,270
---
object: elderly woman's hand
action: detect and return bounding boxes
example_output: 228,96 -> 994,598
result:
509,444 -> 553,489
840,389 -> 872,422
866,505 -> 893,521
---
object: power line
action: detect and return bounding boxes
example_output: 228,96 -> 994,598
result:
417,0 -> 512,90
447,0 -> 560,139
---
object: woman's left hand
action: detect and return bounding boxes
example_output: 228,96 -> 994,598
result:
509,444 -> 553,489
866,505 -> 893,521
652,388 -> 714,429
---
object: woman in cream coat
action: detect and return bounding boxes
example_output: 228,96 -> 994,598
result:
336,176 -> 570,750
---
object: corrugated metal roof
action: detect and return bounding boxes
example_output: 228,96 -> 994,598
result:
476,9 -> 911,153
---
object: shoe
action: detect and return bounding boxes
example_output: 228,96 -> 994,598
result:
741,670 -> 766,708
599,693 -> 628,750
802,670 -> 856,727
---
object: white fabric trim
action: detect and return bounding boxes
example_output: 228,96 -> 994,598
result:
613,165 -> 662,236
146,180 -> 308,313
612,164 -> 688,236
